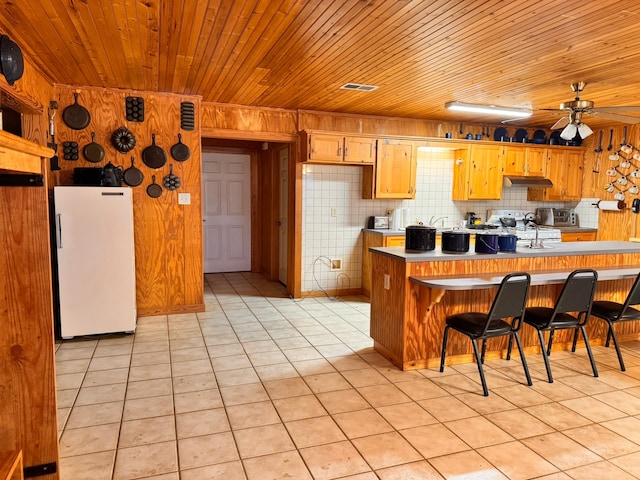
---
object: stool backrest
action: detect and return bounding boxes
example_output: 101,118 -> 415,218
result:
553,269 -> 598,320
486,272 -> 531,330
623,272 -> 640,309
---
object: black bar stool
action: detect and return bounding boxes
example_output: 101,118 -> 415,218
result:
521,269 -> 598,383
590,272 -> 640,371
439,272 -> 532,396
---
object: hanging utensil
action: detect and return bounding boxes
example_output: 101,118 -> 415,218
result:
621,126 -> 628,148
111,126 -> 137,153
123,156 -> 144,187
170,133 -> 190,162
593,130 -> 603,173
607,129 -> 614,151
83,132 -> 105,163
47,101 -> 60,171
146,175 -> 162,198
62,92 -> 91,130
459,122 -> 463,135
142,133 -> 167,169
163,164 -> 181,190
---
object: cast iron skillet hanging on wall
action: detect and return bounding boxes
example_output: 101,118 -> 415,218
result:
142,134 -> 167,169
63,92 -> 91,130
147,175 -> 162,198
170,134 -> 190,161
83,132 -> 105,163
0,35 -> 24,85
123,156 -> 144,187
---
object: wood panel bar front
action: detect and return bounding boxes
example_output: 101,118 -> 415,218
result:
369,242 -> 640,370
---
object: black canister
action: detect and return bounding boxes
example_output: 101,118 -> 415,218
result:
475,232 -> 499,254
441,230 -> 470,253
405,225 -> 436,252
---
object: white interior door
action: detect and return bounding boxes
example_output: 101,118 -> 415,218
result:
203,152 -> 251,273
278,147 -> 289,285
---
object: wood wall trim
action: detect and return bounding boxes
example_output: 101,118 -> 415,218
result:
137,304 -> 205,317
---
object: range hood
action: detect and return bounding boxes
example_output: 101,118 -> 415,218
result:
503,175 -> 553,188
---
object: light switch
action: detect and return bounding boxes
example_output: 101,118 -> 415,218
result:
178,193 -> 191,205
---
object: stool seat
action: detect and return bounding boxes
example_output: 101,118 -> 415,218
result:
446,314 -> 512,338
522,307 -> 581,329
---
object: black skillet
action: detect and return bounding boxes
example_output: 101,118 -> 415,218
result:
83,132 -> 105,163
142,133 -> 167,169
147,175 -> 162,198
170,133 -> 190,162
62,92 -> 91,130
123,156 -> 144,187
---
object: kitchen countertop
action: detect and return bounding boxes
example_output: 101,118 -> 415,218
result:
363,226 -> 598,236
370,240 -> 640,262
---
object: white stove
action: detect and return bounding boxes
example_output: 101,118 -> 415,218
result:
485,209 -> 562,247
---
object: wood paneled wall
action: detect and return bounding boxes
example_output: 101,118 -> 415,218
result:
53,85 -> 203,316
581,125 -> 640,241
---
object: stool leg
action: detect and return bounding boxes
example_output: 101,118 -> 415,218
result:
513,332 -> 533,386
506,334 -> 514,360
537,329 -> 553,383
571,328 -> 579,352
470,338 -> 489,396
547,330 -> 555,356
481,339 -> 487,364
580,325 -> 599,378
607,323 -> 626,371
605,326 -> 612,347
440,326 -> 450,373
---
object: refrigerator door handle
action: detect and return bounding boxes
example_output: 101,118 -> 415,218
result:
56,213 -> 62,248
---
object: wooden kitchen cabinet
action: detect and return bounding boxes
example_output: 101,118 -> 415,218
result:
452,144 -> 503,200
303,132 -> 375,164
528,147 -> 584,201
0,132 -> 59,479
362,231 -> 405,296
561,231 -> 597,242
363,138 -> 416,199
503,146 -> 545,177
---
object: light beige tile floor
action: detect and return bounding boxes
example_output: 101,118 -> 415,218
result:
55,272 -> 640,479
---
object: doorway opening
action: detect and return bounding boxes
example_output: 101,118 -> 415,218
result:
201,138 -> 292,287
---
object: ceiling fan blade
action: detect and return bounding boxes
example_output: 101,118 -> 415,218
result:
593,106 -> 640,113
590,111 -> 640,124
550,116 -> 569,130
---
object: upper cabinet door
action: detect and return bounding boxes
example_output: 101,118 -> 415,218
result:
467,145 -> 503,200
375,139 -> 416,199
345,136 -> 376,164
525,148 -> 546,176
307,134 -> 345,162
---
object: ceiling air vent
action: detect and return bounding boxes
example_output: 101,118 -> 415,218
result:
340,83 -> 379,92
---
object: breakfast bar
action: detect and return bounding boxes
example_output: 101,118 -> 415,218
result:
369,241 -> 640,370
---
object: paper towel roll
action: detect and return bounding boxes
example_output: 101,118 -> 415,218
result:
596,200 -> 626,211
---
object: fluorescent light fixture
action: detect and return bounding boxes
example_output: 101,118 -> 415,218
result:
445,101 -> 532,118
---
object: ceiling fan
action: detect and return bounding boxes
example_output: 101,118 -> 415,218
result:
505,82 -> 640,140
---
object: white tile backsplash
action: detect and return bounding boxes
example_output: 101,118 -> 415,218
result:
300,151 -> 584,293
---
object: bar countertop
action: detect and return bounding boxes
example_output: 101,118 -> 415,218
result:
370,240 -> 640,262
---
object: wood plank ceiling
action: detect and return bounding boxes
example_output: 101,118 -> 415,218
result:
1,0 -> 640,128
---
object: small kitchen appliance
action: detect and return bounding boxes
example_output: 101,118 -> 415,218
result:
552,208 -> 577,226
535,208 -> 554,226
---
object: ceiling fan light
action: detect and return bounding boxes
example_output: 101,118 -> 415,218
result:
577,122 -> 593,138
560,123 -> 578,140
445,101 -> 532,118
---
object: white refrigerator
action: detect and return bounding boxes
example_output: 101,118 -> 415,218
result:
53,186 -> 137,338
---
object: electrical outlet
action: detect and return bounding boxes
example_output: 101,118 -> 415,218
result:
330,258 -> 342,271
386,208 -> 393,215
331,207 -> 338,217
383,274 -> 390,290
